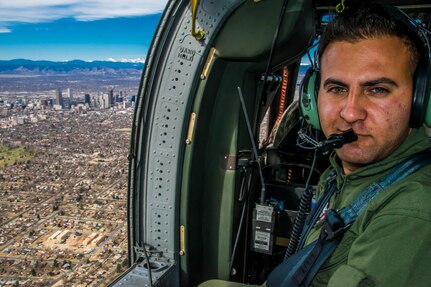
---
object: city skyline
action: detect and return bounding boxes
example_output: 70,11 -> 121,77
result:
0,1 -> 168,62
0,59 -> 140,285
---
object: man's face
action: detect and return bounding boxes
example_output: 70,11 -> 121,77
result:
318,36 -> 414,174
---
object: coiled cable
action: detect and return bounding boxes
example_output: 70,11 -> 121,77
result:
284,149 -> 317,259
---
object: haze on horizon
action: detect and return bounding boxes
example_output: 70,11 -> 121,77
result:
0,1 -> 168,62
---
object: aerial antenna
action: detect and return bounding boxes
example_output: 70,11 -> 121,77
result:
237,86 -> 266,204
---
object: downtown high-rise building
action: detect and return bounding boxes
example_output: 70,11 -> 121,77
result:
84,94 -> 91,105
56,90 -> 63,107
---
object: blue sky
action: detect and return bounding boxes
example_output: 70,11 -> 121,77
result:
0,1 -> 168,62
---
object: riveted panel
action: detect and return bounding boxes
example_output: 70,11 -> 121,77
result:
151,155 -> 174,204
145,0 -> 243,261
155,102 -> 180,151
150,208 -> 172,252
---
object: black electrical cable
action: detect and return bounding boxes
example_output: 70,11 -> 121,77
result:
229,193 -> 248,275
143,245 -> 154,287
284,149 -> 318,259
237,87 -> 266,204
262,162 -> 321,176
229,168 -> 248,274
229,166 -> 255,278
260,0 -> 290,106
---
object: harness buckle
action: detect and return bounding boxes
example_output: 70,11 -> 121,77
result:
322,209 -> 351,240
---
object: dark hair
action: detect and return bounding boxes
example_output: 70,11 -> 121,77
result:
318,2 -> 421,74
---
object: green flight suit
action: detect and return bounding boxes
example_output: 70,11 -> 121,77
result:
305,127 -> 431,287
199,128 -> 431,287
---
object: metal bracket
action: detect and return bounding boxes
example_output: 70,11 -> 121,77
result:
186,112 -> 197,145
179,225 -> 186,256
222,155 -> 237,170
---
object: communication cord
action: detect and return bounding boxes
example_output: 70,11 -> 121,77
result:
260,0 -> 290,106
284,149 -> 317,259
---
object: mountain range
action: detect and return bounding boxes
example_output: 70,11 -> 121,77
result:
0,59 -> 145,93
0,59 -> 144,73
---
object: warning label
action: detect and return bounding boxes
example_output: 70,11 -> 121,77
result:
256,205 -> 274,223
254,230 -> 271,251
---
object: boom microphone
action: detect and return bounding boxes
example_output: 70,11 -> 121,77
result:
318,129 -> 358,155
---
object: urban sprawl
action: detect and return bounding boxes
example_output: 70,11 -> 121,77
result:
0,88 -> 135,286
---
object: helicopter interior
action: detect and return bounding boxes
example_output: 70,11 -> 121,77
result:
109,1 -> 431,286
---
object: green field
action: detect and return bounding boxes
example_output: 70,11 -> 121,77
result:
0,146 -> 34,168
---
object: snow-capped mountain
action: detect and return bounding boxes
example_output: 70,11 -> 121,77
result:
106,58 -> 145,64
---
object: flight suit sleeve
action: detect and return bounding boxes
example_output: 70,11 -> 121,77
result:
327,265 -> 374,287
328,212 -> 431,287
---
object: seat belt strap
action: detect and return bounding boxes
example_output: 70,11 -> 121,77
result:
267,149 -> 431,287
296,169 -> 337,251
296,149 -> 431,286
339,149 -> 431,227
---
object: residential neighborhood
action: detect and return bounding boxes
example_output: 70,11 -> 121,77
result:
0,97 -> 134,286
